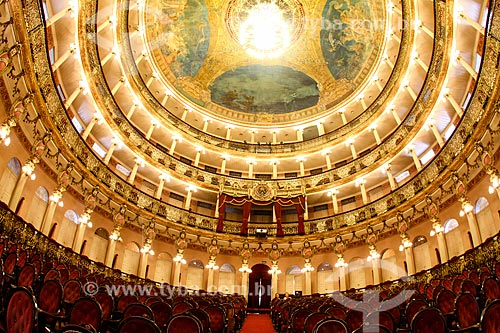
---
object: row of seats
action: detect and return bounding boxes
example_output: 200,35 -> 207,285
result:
271,235 -> 500,333
0,231 -> 246,333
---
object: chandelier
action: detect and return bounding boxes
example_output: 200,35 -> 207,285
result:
225,0 -> 305,59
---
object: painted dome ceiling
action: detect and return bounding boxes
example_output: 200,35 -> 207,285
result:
144,0 -> 386,123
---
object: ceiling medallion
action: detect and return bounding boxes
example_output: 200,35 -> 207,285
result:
225,0 -> 305,59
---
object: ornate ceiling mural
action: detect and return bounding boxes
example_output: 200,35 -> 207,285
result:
145,0 -> 385,121
209,65 -> 320,113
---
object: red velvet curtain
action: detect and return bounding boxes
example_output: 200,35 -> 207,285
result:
295,196 -> 305,235
215,194 -> 306,235
240,201 -> 252,235
274,202 -> 283,237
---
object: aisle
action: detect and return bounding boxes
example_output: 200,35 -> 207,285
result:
240,313 -> 275,333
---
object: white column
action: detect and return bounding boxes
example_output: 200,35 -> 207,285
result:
146,75 -> 156,88
409,146 -> 422,170
429,123 -> 444,147
181,108 -> 190,121
173,261 -> 182,286
432,222 -> 449,262
444,92 -> 464,117
104,140 -> 119,165
358,180 -> 368,204
127,103 -> 138,119
384,55 -> 395,69
389,108 -> 402,125
463,201 -> 482,246
225,127 -> 232,140
250,131 -> 256,143
82,114 -> 103,140
105,238 -> 117,267
64,83 -> 87,109
329,190 -> 339,214
272,161 -> 278,179
349,141 -> 358,159
138,252 -> 148,278
403,83 -> 418,101
161,92 -> 171,106
128,159 -> 143,183
317,122 -> 325,136
339,111 -> 347,125
202,119 -> 210,132
9,161 -> 36,210
370,126 -> 381,145
155,174 -> 169,199
111,78 -> 126,95
413,53 -> 429,72
458,11 -> 485,34
359,97 -> 367,109
385,165 -> 397,190
169,137 -> 180,155
146,120 -> 159,140
272,131 -> 278,144
456,54 -> 478,80
296,128 -> 304,141
323,150 -> 332,169
371,256 -> 381,285
52,44 -> 78,71
416,21 -> 434,38
194,148 -> 203,167
338,265 -> 347,291
41,200 -> 59,235
271,265 -> 279,298
404,246 -> 416,275
298,159 -> 305,176
305,270 -> 312,295
72,222 -> 87,252
248,161 -> 254,178
240,265 -> 250,300
220,156 -> 228,174
185,188 -> 193,210
46,6 -> 73,27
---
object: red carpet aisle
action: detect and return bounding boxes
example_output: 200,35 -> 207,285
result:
240,314 -> 276,333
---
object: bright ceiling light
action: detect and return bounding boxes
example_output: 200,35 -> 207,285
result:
238,2 -> 291,59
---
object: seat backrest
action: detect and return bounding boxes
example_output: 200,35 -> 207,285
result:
455,292 -> 479,329
172,301 -> 194,314
289,308 -> 312,332
166,314 -> 202,333
63,279 -> 82,303
366,311 -> 395,333
39,279 -> 63,313
411,308 -> 446,333
119,316 -> 161,333
325,306 -> 346,320
16,250 -> 27,268
483,277 -> 500,301
312,318 -> 348,333
150,301 -> 172,331
94,292 -> 114,320
17,263 -> 35,288
461,279 -> 477,296
405,299 -> 427,326
187,308 -> 211,333
481,299 -> 500,333
123,303 -> 154,319
4,252 -> 17,274
117,295 -> 139,312
6,287 -> 36,333
44,269 -> 61,282
436,289 -> 455,315
304,312 -> 329,333
69,297 -> 102,332
204,305 -> 226,333
345,309 -> 365,331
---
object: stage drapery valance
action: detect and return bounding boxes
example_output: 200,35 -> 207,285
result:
215,194 -> 306,235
